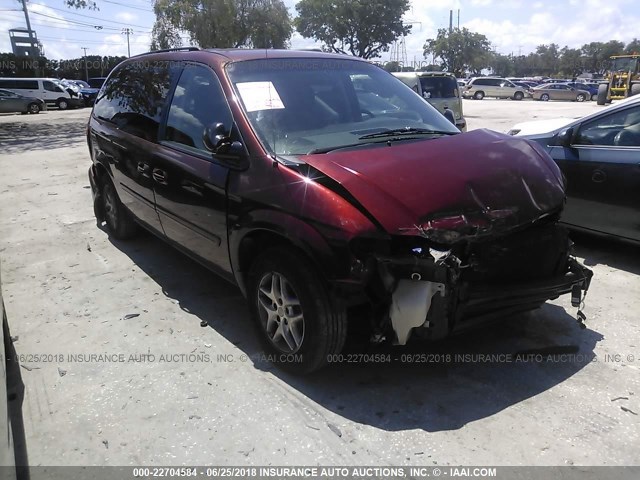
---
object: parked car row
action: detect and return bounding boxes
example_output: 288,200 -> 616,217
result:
0,76 -> 106,113
459,76 -> 605,102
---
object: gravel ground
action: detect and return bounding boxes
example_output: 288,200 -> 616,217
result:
0,101 -> 638,468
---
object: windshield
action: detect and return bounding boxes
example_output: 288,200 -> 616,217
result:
419,76 -> 458,99
226,58 -> 459,155
611,57 -> 638,72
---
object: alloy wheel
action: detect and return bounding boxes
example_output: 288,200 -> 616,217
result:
257,271 -> 305,353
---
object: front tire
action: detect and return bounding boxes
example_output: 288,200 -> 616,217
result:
540,93 -> 550,101
57,99 -> 69,110
99,177 -> 138,240
631,83 -> 640,97
513,91 -> 524,101
247,247 -> 347,374
473,91 -> 485,100
576,93 -> 586,102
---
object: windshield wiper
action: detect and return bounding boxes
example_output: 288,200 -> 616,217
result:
358,127 -> 457,140
307,142 -> 376,154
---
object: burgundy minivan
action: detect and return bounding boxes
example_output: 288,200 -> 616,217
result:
88,48 -> 592,373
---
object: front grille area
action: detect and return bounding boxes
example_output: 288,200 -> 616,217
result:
462,223 -> 570,283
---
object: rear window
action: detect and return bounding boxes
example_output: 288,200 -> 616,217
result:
419,76 -> 458,98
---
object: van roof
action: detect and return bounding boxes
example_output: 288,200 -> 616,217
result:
127,48 -> 363,65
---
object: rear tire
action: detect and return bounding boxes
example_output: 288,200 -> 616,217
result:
473,91 -> 485,100
99,177 -> 138,240
596,84 -> 608,105
28,102 -> 40,114
247,247 -> 347,374
631,83 -> 640,97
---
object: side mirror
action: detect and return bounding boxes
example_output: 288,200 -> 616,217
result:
443,108 -> 456,126
204,122 -> 231,152
203,122 -> 247,168
553,127 -> 574,147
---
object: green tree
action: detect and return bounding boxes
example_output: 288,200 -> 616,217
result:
558,47 -> 583,77
581,40 -> 625,74
624,38 -> 640,54
534,43 -> 560,76
295,0 -> 411,59
150,0 -> 292,49
423,28 -> 491,77
490,53 -> 513,77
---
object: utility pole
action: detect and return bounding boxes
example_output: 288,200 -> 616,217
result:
122,28 -> 133,58
449,10 -> 453,33
19,0 -> 39,74
82,47 -> 89,81
457,9 -> 460,29
19,0 -> 34,48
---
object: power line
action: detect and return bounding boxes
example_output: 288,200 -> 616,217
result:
100,0 -> 154,12
27,11 -> 153,32
28,3 -> 153,28
3,12 -> 153,34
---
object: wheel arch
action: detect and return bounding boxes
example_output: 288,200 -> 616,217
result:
230,213 -> 346,297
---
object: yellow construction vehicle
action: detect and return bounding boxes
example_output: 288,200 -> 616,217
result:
596,54 -> 640,105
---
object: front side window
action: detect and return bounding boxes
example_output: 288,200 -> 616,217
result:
163,64 -> 232,153
575,106 -> 640,146
92,61 -> 175,142
43,81 -> 62,92
226,58 -> 459,155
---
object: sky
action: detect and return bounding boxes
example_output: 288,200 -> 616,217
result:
0,0 -> 638,65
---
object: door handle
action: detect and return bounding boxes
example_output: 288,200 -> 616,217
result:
152,168 -> 168,185
137,162 -> 149,174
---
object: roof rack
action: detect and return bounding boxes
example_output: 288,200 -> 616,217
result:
133,47 -> 200,57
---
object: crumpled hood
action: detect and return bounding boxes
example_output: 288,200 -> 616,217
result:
299,129 -> 565,242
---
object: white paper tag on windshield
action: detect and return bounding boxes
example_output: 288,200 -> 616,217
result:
236,81 -> 285,112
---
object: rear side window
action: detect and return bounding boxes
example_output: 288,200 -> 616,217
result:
93,61 -> 175,142
14,80 -> 38,89
163,64 -> 232,153
473,78 -> 489,86
0,80 -> 15,89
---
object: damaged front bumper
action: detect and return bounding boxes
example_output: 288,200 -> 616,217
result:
351,224 -> 593,345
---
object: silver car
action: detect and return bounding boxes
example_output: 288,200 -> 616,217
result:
462,77 -> 529,100
532,83 -> 590,102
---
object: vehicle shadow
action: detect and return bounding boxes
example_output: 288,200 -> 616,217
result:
108,230 -> 602,433
571,232 -> 640,276
0,118 -> 86,155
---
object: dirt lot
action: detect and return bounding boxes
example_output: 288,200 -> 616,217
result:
0,100 -> 639,467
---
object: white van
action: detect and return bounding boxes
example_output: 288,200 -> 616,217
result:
0,77 -> 84,110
